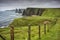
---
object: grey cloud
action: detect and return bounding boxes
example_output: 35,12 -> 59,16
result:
0,0 -> 60,11
0,0 -> 60,3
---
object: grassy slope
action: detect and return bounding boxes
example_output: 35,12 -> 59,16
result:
0,8 -> 60,40
11,16 -> 56,27
0,20 -> 60,40
0,19 -> 60,40
42,8 -> 60,17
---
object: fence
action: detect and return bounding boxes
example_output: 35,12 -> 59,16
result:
0,21 -> 50,40
10,23 -> 49,40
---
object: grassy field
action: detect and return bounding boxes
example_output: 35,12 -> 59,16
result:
0,18 -> 60,40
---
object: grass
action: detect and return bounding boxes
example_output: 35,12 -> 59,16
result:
0,16 -> 60,40
0,17 -> 60,40
0,21 -> 60,40
10,16 -> 56,27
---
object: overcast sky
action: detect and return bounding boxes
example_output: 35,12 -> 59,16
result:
0,0 -> 60,11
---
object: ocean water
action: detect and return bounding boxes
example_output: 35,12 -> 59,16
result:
0,10 -> 22,28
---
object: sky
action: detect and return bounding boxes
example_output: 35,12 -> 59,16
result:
0,0 -> 60,11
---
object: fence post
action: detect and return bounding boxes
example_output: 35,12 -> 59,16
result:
38,24 -> 41,40
44,24 -> 46,34
28,24 -> 31,40
10,25 -> 14,40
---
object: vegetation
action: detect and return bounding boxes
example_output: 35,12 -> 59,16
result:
10,16 -> 56,27
0,20 -> 60,40
42,8 -> 60,17
0,8 -> 60,40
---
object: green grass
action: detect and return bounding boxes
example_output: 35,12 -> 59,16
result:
0,18 -> 60,40
10,16 -> 57,27
0,21 -> 60,40
42,8 -> 60,17
0,16 -> 60,40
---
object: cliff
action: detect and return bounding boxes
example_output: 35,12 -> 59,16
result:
22,8 -> 45,16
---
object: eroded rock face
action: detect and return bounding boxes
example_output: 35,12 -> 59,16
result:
22,8 -> 45,16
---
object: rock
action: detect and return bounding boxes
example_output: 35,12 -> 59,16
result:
22,8 -> 45,16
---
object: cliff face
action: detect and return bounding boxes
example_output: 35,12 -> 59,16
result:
22,8 -> 45,16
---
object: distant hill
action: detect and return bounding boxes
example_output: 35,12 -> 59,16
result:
22,8 -> 60,17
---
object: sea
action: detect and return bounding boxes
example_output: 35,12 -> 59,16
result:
0,10 -> 22,28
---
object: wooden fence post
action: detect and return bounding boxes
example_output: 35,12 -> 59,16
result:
38,24 -> 41,40
28,24 -> 31,40
43,20 -> 51,33
44,24 -> 46,34
10,25 -> 14,40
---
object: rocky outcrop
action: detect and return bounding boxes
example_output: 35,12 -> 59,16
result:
15,9 -> 22,13
22,8 -> 45,16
